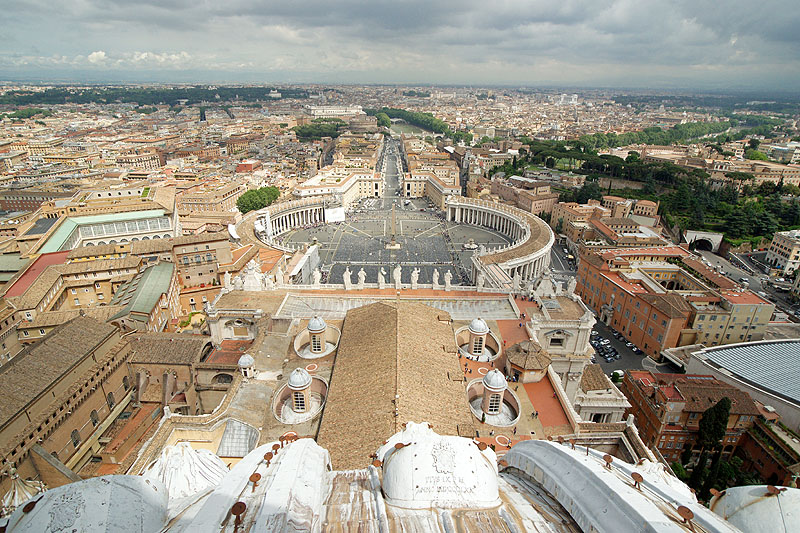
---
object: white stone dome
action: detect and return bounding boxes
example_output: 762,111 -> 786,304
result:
468,317 -> 489,335
377,422 -> 499,509
710,485 -> 800,532
237,353 -> 255,368
483,369 -> 507,391
287,368 -> 312,390
307,316 -> 326,333
142,442 -> 228,501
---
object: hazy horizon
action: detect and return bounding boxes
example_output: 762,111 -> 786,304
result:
2,0 -> 799,91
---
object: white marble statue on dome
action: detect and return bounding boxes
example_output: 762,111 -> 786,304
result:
242,263 -> 262,291
476,270 -> 485,290
567,277 -> 577,296
232,275 -> 244,291
512,270 -> 521,291
223,271 -> 232,290
275,266 -> 284,287
393,264 -> 402,289
378,267 -> 387,289
432,268 -> 440,290
410,267 -> 420,289
343,266 -> 352,290
312,268 -> 322,287
262,272 -> 274,290
357,268 -> 366,289
444,270 -> 452,291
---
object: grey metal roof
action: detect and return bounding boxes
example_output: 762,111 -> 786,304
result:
216,419 -> 259,457
24,217 -> 59,236
703,341 -> 800,402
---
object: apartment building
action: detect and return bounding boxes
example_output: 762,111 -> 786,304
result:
765,229 -> 800,275
490,178 -> 559,216
621,370 -> 758,463
115,151 -> 161,170
176,180 -> 248,214
576,246 -> 774,358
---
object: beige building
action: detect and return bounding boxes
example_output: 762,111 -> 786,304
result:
765,229 -> 800,275
176,181 -> 248,214
0,318 -> 134,496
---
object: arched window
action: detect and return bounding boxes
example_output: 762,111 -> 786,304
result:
488,393 -> 501,414
472,336 -> 484,355
293,391 -> 306,412
123,375 -> 130,391
71,429 -> 81,448
90,410 -> 99,427
107,392 -> 116,410
212,373 -> 233,384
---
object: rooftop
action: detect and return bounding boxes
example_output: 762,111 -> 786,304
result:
0,317 -> 117,430
316,301 -> 474,470
696,340 -> 800,405
129,332 -> 212,365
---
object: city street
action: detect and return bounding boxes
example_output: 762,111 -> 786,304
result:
697,250 -> 799,317
591,319 -> 680,375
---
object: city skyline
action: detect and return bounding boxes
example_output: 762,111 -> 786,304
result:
2,0 -> 800,90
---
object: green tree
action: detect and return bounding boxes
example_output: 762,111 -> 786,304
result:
745,149 -> 768,161
671,462 -> 688,481
700,449 -> 723,501
748,138 -> 761,150
236,186 -> 280,214
375,112 -> 391,128
689,398 -> 731,494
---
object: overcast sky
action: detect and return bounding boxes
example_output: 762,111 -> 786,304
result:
2,0 -> 799,90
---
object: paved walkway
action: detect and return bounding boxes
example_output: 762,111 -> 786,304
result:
523,379 -> 570,428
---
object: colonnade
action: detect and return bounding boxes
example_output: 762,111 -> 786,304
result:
446,198 -> 553,284
447,204 -> 523,242
267,205 -> 325,238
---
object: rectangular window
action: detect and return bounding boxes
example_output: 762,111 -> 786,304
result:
292,391 -> 306,412
488,393 -> 502,414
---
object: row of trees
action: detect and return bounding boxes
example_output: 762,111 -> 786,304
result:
578,114 -> 785,151
579,121 -> 734,150
0,86 -> 308,106
236,186 -> 280,214
1,107 -> 53,119
506,136 -> 800,242
292,118 -> 347,141
364,107 -> 473,143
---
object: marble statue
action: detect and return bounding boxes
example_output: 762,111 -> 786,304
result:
343,266 -> 352,290
262,273 -> 274,290
432,268 -> 440,290
378,267 -> 387,289
223,271 -> 232,290
410,267 -> 420,289
393,264 -> 402,289
357,268 -> 366,289
567,277 -> 577,295
444,270 -> 452,291
233,275 -> 244,291
476,270 -> 485,290
313,268 -> 322,286
275,266 -> 284,287
513,270 -> 521,291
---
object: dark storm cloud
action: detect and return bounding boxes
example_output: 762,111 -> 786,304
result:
1,0 -> 798,88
